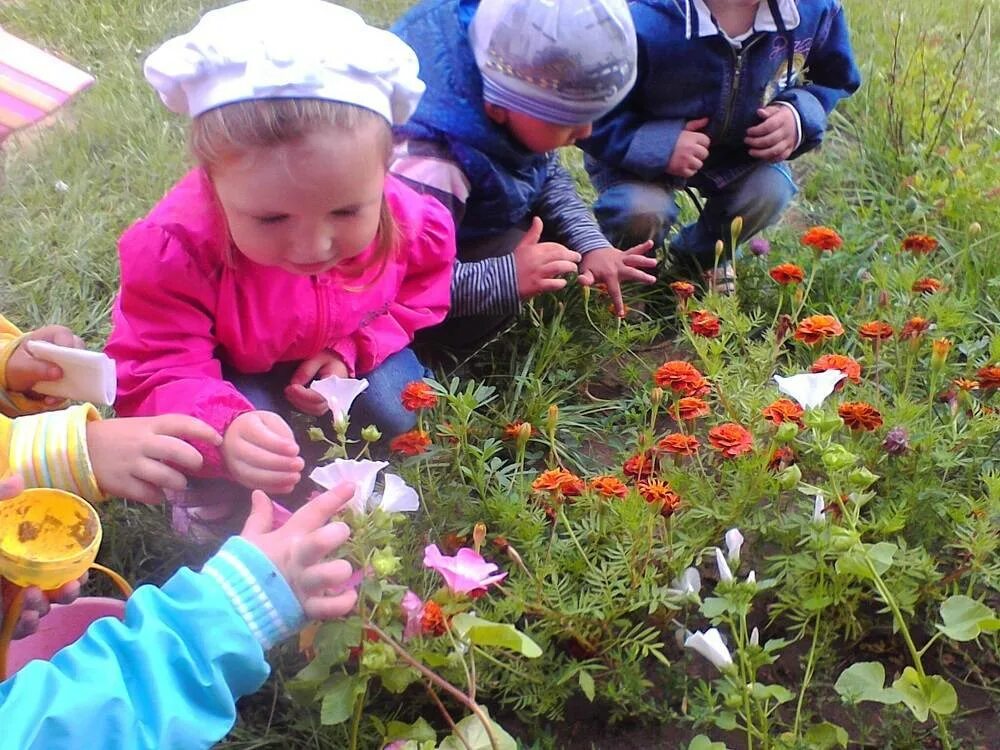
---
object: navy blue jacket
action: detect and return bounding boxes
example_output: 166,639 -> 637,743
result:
581,0 -> 861,189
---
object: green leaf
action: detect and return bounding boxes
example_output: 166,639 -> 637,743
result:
688,735 -> 729,750
833,662 -> 901,705
891,668 -> 958,722
450,614 -> 542,657
835,543 -> 896,579
439,711 -> 517,750
803,722 -> 849,749
380,666 -> 418,694
937,595 -> 1000,641
866,542 -> 898,574
314,617 -> 363,664
701,596 -> 730,619
320,674 -> 368,725
578,670 -> 596,702
714,712 -> 738,731
751,683 -> 794,704
385,717 -> 437,743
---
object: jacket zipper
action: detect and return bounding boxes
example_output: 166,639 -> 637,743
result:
720,36 -> 762,139
312,275 -> 328,354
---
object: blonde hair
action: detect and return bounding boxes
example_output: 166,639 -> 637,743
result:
190,98 -> 399,270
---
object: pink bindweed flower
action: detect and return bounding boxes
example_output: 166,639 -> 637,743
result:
423,544 -> 508,596
401,590 -> 424,640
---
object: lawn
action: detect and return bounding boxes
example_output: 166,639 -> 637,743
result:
1,0 -> 997,748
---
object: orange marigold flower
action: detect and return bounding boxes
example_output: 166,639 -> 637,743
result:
801,226 -> 843,252
676,396 -> 711,421
761,398 -> 804,428
708,423 -> 754,458
502,420 -> 537,440
623,451 -> 656,480
811,354 -> 862,384
531,469 -> 584,497
400,381 -> 439,411
589,475 -> 629,499
953,378 -> 980,392
653,360 -> 710,395
420,601 -> 449,636
656,433 -> 700,456
912,277 -> 943,294
390,429 -> 431,456
901,234 -> 939,254
859,321 -> 894,341
838,402 -> 884,431
769,262 -> 806,284
794,315 -> 845,346
670,280 -> 697,300
899,316 -> 931,340
638,479 -> 682,516
690,310 -> 721,338
976,365 -> 1000,390
768,445 -> 796,472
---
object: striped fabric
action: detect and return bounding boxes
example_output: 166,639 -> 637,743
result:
0,28 -> 94,139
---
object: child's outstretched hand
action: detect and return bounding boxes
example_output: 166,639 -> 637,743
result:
745,105 -> 798,162
577,241 -> 658,317
514,217 -> 582,300
240,485 -> 358,620
86,415 -> 223,503
285,351 -> 350,416
223,410 -> 304,494
666,117 -> 711,178
5,325 -> 85,404
0,476 -> 86,639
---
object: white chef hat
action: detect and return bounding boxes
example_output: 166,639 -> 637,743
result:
144,0 -> 424,125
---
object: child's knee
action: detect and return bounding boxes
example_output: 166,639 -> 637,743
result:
595,182 -> 676,248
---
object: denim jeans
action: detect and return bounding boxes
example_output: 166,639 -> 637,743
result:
589,160 -> 797,268
170,347 -> 430,539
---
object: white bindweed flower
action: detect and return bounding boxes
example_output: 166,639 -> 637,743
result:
813,494 -> 827,524
310,459 -> 388,514
309,374 -> 369,420
725,528 -> 744,566
714,547 -> 734,583
746,570 -> 756,586
376,472 -> 420,513
749,627 -> 760,647
774,370 -> 846,410
685,628 -> 734,671
674,566 -> 702,597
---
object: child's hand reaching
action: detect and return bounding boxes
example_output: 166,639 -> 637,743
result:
86,415 -> 223,503
666,117 -> 711,178
285,351 -> 350,416
5,325 -> 85,404
223,410 -> 304,494
240,485 -> 358,620
514,217 -> 582,300
577,241 -> 658,317
744,105 -> 798,162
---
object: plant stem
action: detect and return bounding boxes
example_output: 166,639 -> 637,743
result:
792,613 -> 823,737
348,681 -> 367,750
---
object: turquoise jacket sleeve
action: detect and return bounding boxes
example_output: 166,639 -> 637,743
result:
0,537 -> 304,750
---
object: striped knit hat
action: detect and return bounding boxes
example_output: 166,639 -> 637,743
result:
0,28 -> 94,140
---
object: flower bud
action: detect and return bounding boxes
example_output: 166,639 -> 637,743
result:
546,404 -> 559,434
333,411 -> 349,436
847,467 -> 880,490
361,424 -> 383,443
729,216 -> 744,246
883,426 -> 910,456
775,464 -> 802,490
774,421 -> 799,444
714,239 -> 725,262
650,387 -> 664,408
307,426 -> 326,442
516,421 -> 533,450
968,221 -> 982,235
748,237 -> 770,257
931,338 -> 952,370
821,444 -> 857,471
472,522 -> 487,553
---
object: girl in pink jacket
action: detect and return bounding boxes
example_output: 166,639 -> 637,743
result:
106,0 -> 456,536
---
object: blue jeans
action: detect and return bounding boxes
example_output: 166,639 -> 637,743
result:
589,161 -> 797,268
170,347 -> 430,539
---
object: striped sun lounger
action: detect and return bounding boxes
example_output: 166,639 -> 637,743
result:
0,28 -> 94,139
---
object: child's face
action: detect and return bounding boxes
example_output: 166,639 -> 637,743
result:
211,125 -> 386,275
485,104 -> 593,153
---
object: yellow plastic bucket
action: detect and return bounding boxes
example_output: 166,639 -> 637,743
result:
0,488 -> 101,590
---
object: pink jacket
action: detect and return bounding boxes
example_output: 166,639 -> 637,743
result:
107,169 -> 455,476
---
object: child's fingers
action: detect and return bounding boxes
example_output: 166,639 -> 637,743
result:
133,457 -> 189,492
302,589 -> 358,621
296,558 -> 354,596
536,278 -> 569,294
623,240 -> 655,256
540,259 -> 580,278
244,418 -> 300,457
289,357 -> 324,387
285,385 -> 330,416
155,415 -> 224,446
231,461 -> 301,494
620,265 -> 658,285
145,435 -> 206,472
116,476 -> 168,504
241,490 -> 276,536
290,523 -> 352,569
283,484 -> 356,535
0,475 -> 25,500
234,439 -> 305,473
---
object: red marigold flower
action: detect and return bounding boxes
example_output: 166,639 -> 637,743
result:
676,396 -> 711,421
953,378 -> 980,392
760,398 -> 804,428
656,433 -> 700,456
801,226 -> 843,252
768,445 -> 796,472
420,601 -> 449,636
400,381 -> 438,411
838,402 -> 884,431
899,316 -> 931,340
623,451 -> 656,480
670,280 -> 697,300
589,475 -> 629,499
901,234 -> 939,254
859,321 -> 894,341
531,469 -> 585,497
653,360 -> 710,395
976,365 -> 1000,390
811,354 -> 862,384
638,479 -> 682,516
502,420 -> 537,440
794,315 -> 845,346
390,429 -> 432,455
769,262 -> 806,284
708,423 -> 754,458
690,310 -> 721,338
912,277 -> 943,294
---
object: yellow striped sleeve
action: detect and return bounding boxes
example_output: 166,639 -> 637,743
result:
0,315 -> 68,416
8,404 -> 104,502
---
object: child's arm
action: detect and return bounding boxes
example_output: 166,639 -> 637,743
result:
0,487 -> 356,750
0,315 -> 83,416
